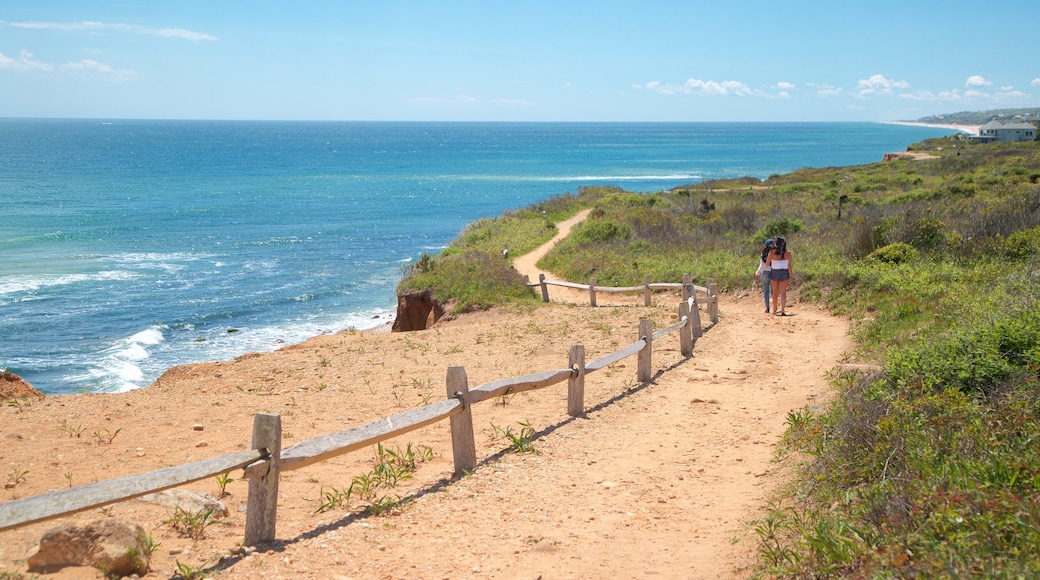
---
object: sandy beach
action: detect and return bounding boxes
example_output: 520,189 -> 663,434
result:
0,216 -> 853,579
882,120 -> 981,135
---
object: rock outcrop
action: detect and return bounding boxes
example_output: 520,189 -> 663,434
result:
0,371 -> 44,400
391,290 -> 445,332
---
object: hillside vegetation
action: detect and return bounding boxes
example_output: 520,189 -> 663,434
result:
917,107 -> 1040,125
399,135 -> 1040,576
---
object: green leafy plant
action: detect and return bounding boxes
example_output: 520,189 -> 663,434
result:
163,506 -> 217,540
4,467 -> 28,489
173,560 -> 207,580
492,420 -> 538,454
215,472 -> 233,497
93,427 -> 122,445
58,418 -> 85,438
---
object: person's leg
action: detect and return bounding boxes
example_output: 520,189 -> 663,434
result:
771,279 -> 780,314
761,277 -> 771,312
778,279 -> 789,314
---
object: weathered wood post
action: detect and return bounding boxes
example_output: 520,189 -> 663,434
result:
538,274 -> 550,302
588,277 -> 597,307
637,319 -> 653,383
707,278 -> 719,324
643,274 -> 652,306
679,300 -> 693,357
244,413 -> 282,546
689,291 -> 703,339
446,366 -> 477,475
681,273 -> 692,303
567,344 -> 586,417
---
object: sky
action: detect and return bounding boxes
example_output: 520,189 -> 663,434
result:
2,1 -> 1039,122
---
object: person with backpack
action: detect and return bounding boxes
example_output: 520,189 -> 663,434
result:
767,237 -> 793,316
754,238 -> 774,313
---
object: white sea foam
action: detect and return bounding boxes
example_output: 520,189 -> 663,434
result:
80,326 -> 167,392
0,270 -> 138,296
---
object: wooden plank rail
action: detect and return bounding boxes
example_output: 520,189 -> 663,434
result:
525,274 -> 713,308
0,275 -> 718,546
468,368 -> 575,404
259,398 -> 465,475
586,339 -> 646,373
652,316 -> 689,340
0,449 -> 266,532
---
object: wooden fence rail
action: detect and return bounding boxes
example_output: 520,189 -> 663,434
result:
0,276 -> 718,547
525,273 -> 718,325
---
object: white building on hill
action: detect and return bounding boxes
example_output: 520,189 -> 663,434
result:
976,120 -> 1037,143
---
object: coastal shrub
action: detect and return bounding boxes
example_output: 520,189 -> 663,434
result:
1000,225 -> 1040,259
755,217 -> 803,240
867,243 -> 917,264
572,219 -> 631,244
903,216 -> 949,251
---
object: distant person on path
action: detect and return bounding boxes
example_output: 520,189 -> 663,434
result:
767,237 -> 792,316
754,238 -> 774,313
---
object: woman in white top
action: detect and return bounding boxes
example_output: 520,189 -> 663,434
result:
754,239 -> 773,313
767,237 -> 793,316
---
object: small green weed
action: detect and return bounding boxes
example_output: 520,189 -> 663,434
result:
93,427 -> 122,445
4,467 -> 28,489
163,506 -> 217,540
215,472 -> 233,497
58,418 -> 85,438
172,560 -> 207,580
492,420 -> 538,454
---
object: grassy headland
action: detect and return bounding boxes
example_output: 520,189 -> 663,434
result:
399,134 -> 1040,576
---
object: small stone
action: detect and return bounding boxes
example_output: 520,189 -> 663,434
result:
195,441 -> 208,448
192,424 -> 204,431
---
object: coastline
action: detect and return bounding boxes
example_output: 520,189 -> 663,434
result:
883,120 -> 980,135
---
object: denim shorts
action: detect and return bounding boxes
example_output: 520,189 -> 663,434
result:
771,268 -> 790,282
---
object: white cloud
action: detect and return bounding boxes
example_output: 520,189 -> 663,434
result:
0,49 -> 54,71
1033,78 -> 1040,87
7,20 -> 217,41
808,83 -> 843,97
856,74 -> 910,97
639,78 -> 753,97
965,75 -> 991,87
60,59 -> 137,79
898,89 -> 962,102
776,81 -> 795,91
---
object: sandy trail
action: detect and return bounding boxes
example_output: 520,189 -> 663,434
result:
0,211 -> 851,579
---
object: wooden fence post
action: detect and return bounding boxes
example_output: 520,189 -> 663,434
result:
689,290 -> 703,339
643,274 -> 652,306
679,300 -> 693,357
538,274 -> 550,302
681,273 -> 692,303
568,344 -> 586,417
589,277 -> 597,307
446,366 -> 477,474
244,413 -> 282,546
637,319 -> 653,383
707,278 -> 719,324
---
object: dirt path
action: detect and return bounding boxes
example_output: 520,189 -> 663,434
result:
0,212 -> 852,579
513,209 -> 591,286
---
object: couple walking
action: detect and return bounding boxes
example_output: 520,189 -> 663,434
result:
754,237 -> 792,316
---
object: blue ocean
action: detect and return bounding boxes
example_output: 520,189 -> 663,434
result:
1,120 -> 956,395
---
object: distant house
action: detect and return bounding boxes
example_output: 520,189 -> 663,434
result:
975,120 -> 1037,143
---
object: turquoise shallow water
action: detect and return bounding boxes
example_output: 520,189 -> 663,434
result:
0,120 -> 956,394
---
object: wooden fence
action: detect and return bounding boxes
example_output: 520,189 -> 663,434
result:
0,278 -> 718,547
527,272 -> 719,324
